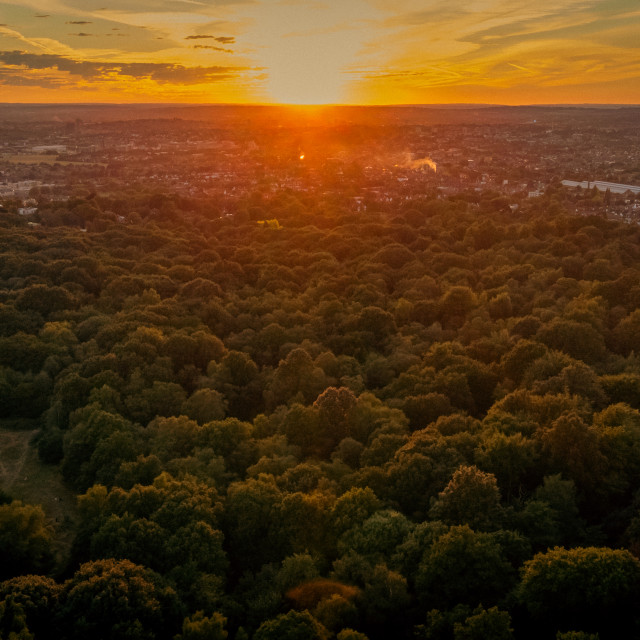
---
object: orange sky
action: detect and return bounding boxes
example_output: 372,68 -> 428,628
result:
1,0 -> 639,105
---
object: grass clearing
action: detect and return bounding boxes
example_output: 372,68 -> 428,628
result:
0,428 -> 78,570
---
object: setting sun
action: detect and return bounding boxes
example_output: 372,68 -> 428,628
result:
243,1 -> 375,105
264,64 -> 345,105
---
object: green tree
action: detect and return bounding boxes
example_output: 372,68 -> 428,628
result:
253,610 -> 329,640
338,510 -> 412,561
402,394 -> 454,430
0,502 -> 53,579
313,595 -> 359,634
174,611 -> 227,640
265,348 -> 327,410
0,575 -> 60,639
58,559 -> 181,640
359,564 -> 411,633
222,477 -> 284,573
182,389 -> 227,425
611,310 -> 640,355
539,412 -> 606,499
474,431 -> 540,501
147,415 -> 201,463
518,546 -> 640,638
76,473 -> 226,608
199,418 -> 257,477
536,319 -> 606,364
0,596 -> 33,640
62,405 -> 140,491
429,465 -> 503,531
331,488 -> 382,538
336,629 -> 369,640
207,351 -> 261,419
278,491 -> 332,557
313,386 -> 358,456
453,606 -> 513,640
439,286 -> 477,328
415,525 -> 516,610
15,285 -> 75,317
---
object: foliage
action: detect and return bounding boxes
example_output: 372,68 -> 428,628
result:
0,502 -> 53,579
57,559 -> 181,640
518,546 -> 640,638
253,610 -> 330,640
3,193 -> 640,639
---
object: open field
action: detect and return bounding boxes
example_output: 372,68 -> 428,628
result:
0,429 -> 77,570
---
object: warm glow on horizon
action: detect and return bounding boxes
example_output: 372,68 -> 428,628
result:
0,1 -> 638,105
240,0 -> 376,105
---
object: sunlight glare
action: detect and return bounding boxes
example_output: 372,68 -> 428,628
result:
244,2 -> 375,105
261,36 -> 354,104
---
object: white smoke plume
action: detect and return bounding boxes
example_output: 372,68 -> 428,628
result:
396,152 -> 437,172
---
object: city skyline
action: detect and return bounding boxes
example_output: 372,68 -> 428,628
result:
1,0 -> 639,105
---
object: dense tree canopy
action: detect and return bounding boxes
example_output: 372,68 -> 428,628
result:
2,192 -> 640,639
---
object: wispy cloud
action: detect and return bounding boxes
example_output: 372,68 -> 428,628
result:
346,0 -> 640,102
193,44 -> 233,53
0,50 -> 254,84
2,0 -> 638,103
185,35 -> 235,43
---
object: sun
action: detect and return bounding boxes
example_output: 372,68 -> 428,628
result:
262,44 -> 349,105
242,2 -> 371,105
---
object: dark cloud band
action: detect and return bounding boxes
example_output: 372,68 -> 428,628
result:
0,50 -> 253,85
185,35 -> 235,43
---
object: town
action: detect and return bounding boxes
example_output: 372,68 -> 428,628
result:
1,104 -> 640,224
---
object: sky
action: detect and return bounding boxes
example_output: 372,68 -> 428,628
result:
0,0 -> 639,105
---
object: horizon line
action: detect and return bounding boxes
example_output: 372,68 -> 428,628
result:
1,102 -> 639,108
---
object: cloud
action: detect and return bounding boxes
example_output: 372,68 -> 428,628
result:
194,44 -> 233,53
186,34 -> 235,44
81,0 -> 250,10
0,49 -> 254,85
66,21 -> 93,25
35,14 -> 50,18
0,66 -> 74,88
351,0 -> 640,97
68,33 -> 94,36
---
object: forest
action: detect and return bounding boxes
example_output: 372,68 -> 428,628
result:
1,184 -> 640,640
